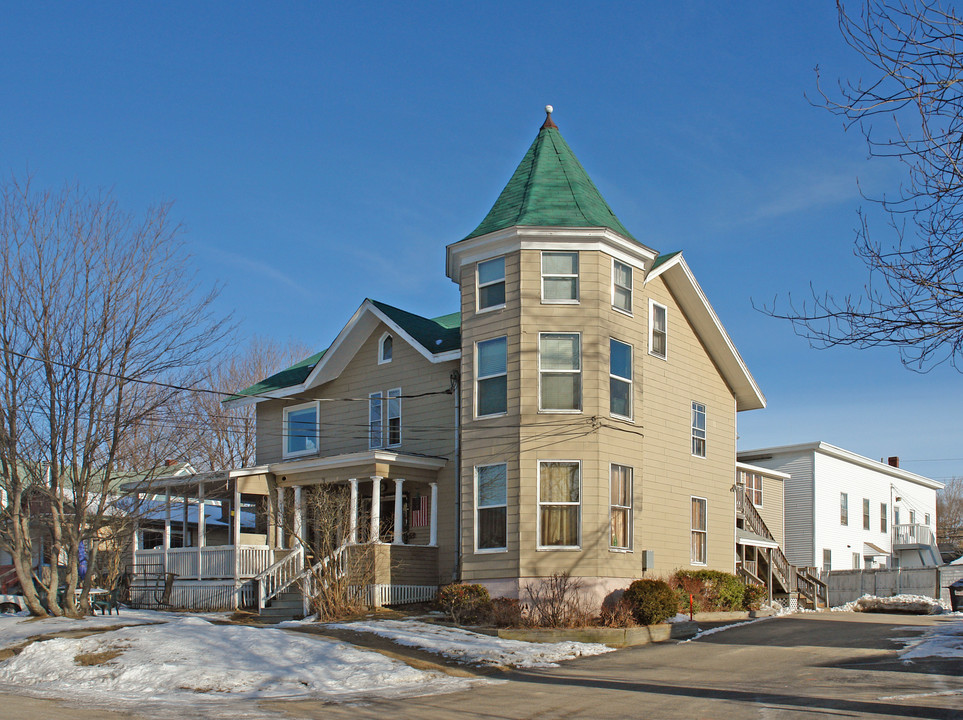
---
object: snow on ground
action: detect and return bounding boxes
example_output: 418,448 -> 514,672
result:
327,619 -> 613,667
894,616 -> 963,661
830,594 -> 951,614
683,616 -> 774,642
0,614 -> 478,717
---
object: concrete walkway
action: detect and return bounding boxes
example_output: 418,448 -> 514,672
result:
2,612 -> 960,719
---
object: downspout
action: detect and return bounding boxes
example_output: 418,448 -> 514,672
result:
452,370 -> 462,581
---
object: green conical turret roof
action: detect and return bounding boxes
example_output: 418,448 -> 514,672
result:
464,109 -> 635,241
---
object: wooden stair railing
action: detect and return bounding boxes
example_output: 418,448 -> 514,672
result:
254,546 -> 304,612
736,487 -> 795,594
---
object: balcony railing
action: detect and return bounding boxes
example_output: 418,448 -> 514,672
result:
893,523 -> 934,548
133,545 -> 273,580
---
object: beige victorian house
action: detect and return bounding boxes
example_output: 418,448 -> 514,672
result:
128,109 -> 771,613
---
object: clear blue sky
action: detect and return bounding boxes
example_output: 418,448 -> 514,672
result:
2,2 -> 958,482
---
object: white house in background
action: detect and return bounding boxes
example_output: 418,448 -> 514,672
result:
738,442 -> 943,572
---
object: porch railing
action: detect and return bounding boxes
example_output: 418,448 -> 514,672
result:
255,545 -> 304,612
893,523 -> 934,548
134,545 -> 273,579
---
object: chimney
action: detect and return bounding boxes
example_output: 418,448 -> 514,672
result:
164,459 -> 177,467
887,456 -> 900,468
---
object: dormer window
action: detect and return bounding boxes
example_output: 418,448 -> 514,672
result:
283,401 -> 320,459
477,257 -> 506,311
379,333 -> 393,364
541,252 -> 579,303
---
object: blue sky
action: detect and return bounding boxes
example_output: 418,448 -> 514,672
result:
2,2 -> 958,482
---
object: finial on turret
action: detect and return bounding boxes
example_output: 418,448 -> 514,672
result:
541,104 -> 557,129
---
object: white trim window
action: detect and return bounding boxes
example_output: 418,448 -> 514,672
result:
538,461 -> 580,549
610,464 -> 632,550
541,251 -> 579,303
378,332 -> 393,364
925,512 -> 931,526
880,502 -> 888,533
612,259 -> 632,314
609,338 -> 632,420
690,496 -> 707,564
475,463 -> 507,552
476,336 -> 507,417
691,402 -> 706,457
539,333 -> 581,412
387,388 -> 401,447
649,300 -> 667,359
368,392 -> 383,449
840,492 -> 849,525
283,401 -> 320,459
740,470 -> 763,507
863,498 -> 871,530
477,256 -> 506,312
822,549 -> 832,572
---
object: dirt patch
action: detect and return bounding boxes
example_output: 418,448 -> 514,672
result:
74,648 -> 124,666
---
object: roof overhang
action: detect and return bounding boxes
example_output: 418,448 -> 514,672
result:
271,450 -> 448,478
121,465 -> 272,495
736,461 -> 789,480
863,542 -> 888,557
736,528 -> 779,549
446,226 -> 659,284
646,253 -> 766,412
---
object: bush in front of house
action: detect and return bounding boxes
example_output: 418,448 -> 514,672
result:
490,597 -> 525,627
743,583 -> 768,611
437,583 -> 492,624
621,579 -> 679,625
672,570 -> 746,611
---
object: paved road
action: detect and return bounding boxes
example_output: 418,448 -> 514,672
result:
2,612 -> 960,719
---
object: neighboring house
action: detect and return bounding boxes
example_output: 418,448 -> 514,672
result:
128,109 -> 769,611
738,442 -> 943,572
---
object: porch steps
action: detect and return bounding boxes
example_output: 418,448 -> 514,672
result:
257,589 -> 304,624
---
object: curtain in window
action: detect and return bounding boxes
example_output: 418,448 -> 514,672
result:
540,462 -> 579,546
691,498 -> 707,563
610,465 -> 631,548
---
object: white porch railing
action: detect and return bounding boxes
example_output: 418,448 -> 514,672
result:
894,523 -> 934,548
255,545 -> 304,612
134,545 -> 273,579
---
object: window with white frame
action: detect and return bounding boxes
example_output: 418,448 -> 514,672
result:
740,470 -> 763,506
539,333 -> 581,411
691,402 -> 706,457
283,402 -> 319,458
863,498 -> 871,530
852,552 -> 861,569
881,503 -> 888,533
477,256 -> 506,311
691,496 -> 707,564
541,252 -> 579,303
368,392 -> 383,448
822,548 -> 832,572
613,259 -> 632,313
379,333 -> 393,364
609,339 -> 632,419
387,388 -> 401,446
475,463 -> 507,551
909,509 -> 916,524
840,492 -> 849,525
649,300 -> 667,358
610,464 -> 632,550
925,512 -> 931,526
476,337 -> 507,417
538,461 -> 580,548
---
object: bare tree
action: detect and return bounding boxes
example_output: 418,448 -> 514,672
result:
766,1 -> 963,371
0,176 -> 228,617
937,476 -> 963,557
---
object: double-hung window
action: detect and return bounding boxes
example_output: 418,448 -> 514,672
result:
476,337 -> 507,417
542,252 -> 579,303
387,388 -> 401,446
609,339 -> 632,419
880,503 -> 888,533
744,471 -> 763,506
369,392 -> 383,448
283,401 -> 319,458
610,464 -> 632,550
539,333 -> 581,411
691,402 -> 706,457
612,260 -> 632,313
477,257 -> 506,311
475,463 -> 507,551
822,549 -> 832,572
691,497 -> 707,564
863,498 -> 871,530
649,300 -> 667,359
840,493 -> 849,525
538,461 -> 580,548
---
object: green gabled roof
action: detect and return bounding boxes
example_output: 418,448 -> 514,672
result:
650,251 -> 681,272
225,349 -> 326,402
369,299 -> 461,353
464,113 -> 636,241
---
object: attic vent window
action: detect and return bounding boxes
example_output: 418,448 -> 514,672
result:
379,333 -> 393,364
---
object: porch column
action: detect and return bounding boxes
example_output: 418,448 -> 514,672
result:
392,478 -> 405,545
197,482 -> 206,581
429,482 -> 438,547
293,486 -> 303,547
182,490 -> 189,548
131,520 -> 139,578
163,486 -> 171,573
349,479 -> 359,544
233,480 -> 241,585
370,476 -> 382,543
276,486 -> 285,549
767,548 -> 773,604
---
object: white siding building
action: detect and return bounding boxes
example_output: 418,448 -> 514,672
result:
739,442 -> 942,571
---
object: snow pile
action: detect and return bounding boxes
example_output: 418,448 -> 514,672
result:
896,617 -> 963,661
831,594 -> 950,615
328,619 -> 613,667
0,615 -> 475,710
0,608 -> 192,651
